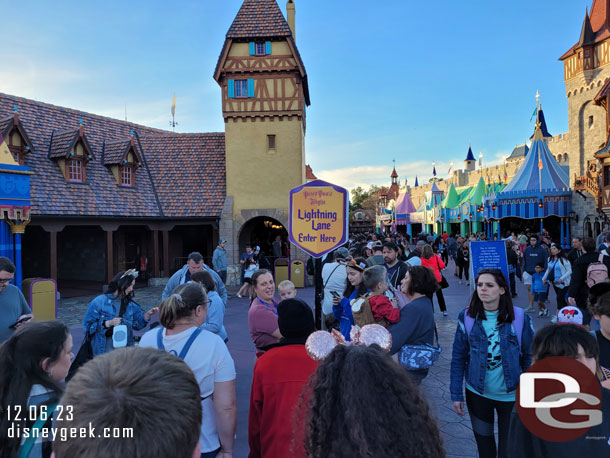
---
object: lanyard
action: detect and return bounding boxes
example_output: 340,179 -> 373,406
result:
257,298 -> 278,315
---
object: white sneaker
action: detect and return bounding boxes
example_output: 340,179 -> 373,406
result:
443,311 -> 448,316
551,315 -> 557,324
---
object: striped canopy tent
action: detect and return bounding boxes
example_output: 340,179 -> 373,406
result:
484,122 -> 571,245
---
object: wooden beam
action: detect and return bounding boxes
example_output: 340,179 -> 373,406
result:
153,230 -> 160,277
162,230 -> 169,277
106,230 -> 113,283
50,231 -> 57,281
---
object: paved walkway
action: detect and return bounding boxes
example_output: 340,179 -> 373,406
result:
57,261 -> 555,457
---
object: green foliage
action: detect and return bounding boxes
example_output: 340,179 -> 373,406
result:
349,185 -> 382,212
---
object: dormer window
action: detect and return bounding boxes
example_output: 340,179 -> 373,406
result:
120,165 -> 133,187
49,126 -> 94,183
68,158 -> 84,182
1,112 -> 34,166
103,136 -> 143,187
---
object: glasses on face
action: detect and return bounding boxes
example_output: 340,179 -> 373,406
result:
0,278 -> 13,284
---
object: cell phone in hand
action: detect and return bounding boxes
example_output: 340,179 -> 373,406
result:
330,291 -> 341,298
9,316 -> 32,329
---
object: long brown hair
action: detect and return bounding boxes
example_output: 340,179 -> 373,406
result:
467,269 -> 515,323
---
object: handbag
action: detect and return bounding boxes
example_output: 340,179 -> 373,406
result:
66,331 -> 94,381
398,326 -> 442,371
435,257 -> 449,289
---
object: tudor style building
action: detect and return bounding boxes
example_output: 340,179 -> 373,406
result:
0,0 -> 309,294
214,0 -> 310,264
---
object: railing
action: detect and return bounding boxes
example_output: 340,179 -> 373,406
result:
574,173 -> 600,197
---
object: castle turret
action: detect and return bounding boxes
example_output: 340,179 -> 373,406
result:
464,145 -> 476,172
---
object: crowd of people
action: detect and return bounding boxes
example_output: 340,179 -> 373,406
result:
1,222 -> 610,457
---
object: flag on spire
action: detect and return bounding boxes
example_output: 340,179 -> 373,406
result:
432,163 -> 437,177
448,162 -> 453,175
414,175 -> 419,187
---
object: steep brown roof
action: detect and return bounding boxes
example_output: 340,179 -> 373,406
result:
560,1 -> 610,60
0,93 -> 225,219
141,133 -> 226,218
226,0 -> 293,38
103,137 -> 143,166
48,129 -> 79,159
305,164 -> 317,180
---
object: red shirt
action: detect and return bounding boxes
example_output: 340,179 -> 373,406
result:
248,344 -> 318,458
369,294 -> 400,325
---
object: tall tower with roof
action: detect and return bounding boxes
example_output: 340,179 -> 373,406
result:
464,145 -> 476,172
559,1 -> 610,179
214,0 -> 310,262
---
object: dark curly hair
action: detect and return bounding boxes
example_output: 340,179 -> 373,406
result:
300,345 -> 445,458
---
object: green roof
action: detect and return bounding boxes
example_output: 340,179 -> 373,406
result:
441,184 -> 460,208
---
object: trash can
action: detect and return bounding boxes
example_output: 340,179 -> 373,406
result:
290,260 -> 305,288
274,258 -> 289,285
22,278 -> 57,321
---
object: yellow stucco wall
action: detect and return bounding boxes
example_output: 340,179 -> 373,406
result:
225,117 -> 305,217
228,41 -> 292,57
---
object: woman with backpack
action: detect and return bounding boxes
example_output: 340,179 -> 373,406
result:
542,243 -> 572,321
450,269 -> 534,458
139,282 -> 237,458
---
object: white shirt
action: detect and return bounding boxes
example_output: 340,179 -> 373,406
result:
139,326 -> 236,452
322,262 -> 347,315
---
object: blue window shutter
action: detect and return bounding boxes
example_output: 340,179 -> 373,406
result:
249,42 -> 255,55
265,41 -> 271,55
247,79 -> 255,98
228,79 -> 235,98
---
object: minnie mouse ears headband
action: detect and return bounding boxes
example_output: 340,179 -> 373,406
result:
305,324 -> 392,361
120,268 -> 139,279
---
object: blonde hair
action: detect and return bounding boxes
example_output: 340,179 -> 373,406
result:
278,280 -> 295,291
159,282 -> 207,329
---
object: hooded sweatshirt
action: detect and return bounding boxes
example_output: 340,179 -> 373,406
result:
523,235 -> 548,275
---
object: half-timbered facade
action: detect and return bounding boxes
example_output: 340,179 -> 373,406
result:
214,0 -> 310,264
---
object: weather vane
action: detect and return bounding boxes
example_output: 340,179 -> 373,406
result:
170,93 -> 178,132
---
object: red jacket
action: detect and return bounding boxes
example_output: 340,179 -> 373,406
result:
421,255 -> 445,282
248,344 -> 318,458
369,294 -> 400,325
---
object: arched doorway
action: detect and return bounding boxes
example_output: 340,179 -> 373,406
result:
584,216 -> 593,238
238,216 -> 289,260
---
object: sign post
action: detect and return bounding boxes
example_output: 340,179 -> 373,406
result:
289,180 -> 349,329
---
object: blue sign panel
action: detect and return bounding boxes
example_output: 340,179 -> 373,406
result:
469,241 -> 510,287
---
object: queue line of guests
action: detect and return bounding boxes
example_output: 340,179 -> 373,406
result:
2,244 -> 610,458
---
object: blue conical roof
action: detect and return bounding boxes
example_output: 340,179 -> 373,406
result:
499,127 -> 569,197
465,146 -> 475,161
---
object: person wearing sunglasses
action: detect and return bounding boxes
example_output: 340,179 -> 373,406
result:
0,257 -> 33,343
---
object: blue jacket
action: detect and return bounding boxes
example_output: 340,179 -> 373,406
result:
212,246 -> 227,272
333,289 -> 369,341
83,294 -> 148,356
162,264 -> 227,303
450,308 -> 534,402
202,290 -> 228,341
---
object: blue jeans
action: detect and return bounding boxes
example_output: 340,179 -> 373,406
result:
201,448 -> 220,458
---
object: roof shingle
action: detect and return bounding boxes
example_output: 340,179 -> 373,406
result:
0,93 -> 226,219
226,0 -> 293,39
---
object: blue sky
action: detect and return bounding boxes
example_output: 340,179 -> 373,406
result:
0,0 -> 592,191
